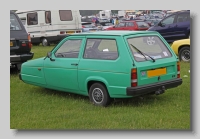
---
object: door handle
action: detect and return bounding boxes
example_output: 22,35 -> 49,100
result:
71,63 -> 78,66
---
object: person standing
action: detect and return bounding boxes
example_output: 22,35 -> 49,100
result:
115,17 -> 119,25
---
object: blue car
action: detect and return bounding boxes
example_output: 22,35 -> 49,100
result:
147,11 -> 190,43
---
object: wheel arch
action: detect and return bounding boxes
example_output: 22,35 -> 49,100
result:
86,77 -> 109,95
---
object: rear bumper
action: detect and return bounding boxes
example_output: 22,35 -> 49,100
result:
126,78 -> 182,96
10,52 -> 34,64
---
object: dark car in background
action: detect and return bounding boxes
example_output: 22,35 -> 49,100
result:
10,10 -> 34,70
147,11 -> 190,43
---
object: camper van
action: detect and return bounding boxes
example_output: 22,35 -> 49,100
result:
16,10 -> 82,46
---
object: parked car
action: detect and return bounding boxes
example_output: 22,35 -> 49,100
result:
147,11 -> 190,43
105,20 -> 150,31
19,31 -> 182,106
10,10 -> 34,70
171,38 -> 190,62
81,22 -> 99,32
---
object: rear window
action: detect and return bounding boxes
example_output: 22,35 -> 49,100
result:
59,10 -> 73,21
10,14 -> 22,30
127,36 -> 172,62
136,22 -> 149,28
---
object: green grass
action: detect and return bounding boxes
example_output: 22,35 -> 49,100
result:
10,44 -> 190,129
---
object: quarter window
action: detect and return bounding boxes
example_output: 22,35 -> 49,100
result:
27,12 -> 38,25
10,14 -> 22,30
176,13 -> 190,23
55,39 -> 82,58
59,10 -> 73,21
83,39 -> 118,60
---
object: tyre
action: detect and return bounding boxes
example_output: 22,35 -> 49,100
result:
179,46 -> 190,62
41,38 -> 49,46
89,83 -> 111,107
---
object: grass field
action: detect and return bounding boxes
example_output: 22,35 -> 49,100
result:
10,44 -> 191,129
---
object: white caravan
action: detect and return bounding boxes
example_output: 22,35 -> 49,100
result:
16,10 -> 82,46
99,10 -> 112,19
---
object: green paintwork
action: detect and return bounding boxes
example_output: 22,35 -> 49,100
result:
20,31 -> 179,98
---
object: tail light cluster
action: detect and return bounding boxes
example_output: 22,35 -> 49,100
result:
131,68 -> 137,87
177,61 -> 180,78
60,31 -> 66,34
82,25 -> 85,28
28,34 -> 32,48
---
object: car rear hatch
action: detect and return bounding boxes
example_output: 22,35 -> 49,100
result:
124,35 -> 179,87
10,13 -> 31,55
136,21 -> 150,30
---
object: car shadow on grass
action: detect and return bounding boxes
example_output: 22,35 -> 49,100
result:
36,87 -> 166,107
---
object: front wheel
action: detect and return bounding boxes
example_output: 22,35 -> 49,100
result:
89,83 -> 111,107
179,46 -> 190,62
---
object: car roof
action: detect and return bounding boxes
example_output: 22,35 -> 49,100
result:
69,31 -> 158,36
170,10 -> 190,16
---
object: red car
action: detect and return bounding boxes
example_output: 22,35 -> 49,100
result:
105,20 -> 150,31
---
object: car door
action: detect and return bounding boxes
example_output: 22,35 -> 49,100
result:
43,36 -> 85,92
173,12 -> 190,40
44,11 -> 53,36
153,14 -> 176,42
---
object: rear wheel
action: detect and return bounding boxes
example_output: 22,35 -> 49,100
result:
41,38 -> 50,46
89,83 -> 111,107
179,46 -> 190,62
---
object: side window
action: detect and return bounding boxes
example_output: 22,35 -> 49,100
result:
45,11 -> 51,24
59,10 -> 73,21
117,22 -> 125,27
55,39 -> 82,58
27,12 -> 38,25
83,39 -> 118,60
161,15 -> 175,25
176,13 -> 190,23
126,22 -> 134,27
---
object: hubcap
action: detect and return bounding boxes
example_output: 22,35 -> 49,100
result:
92,88 -> 104,104
181,49 -> 190,62
42,39 -> 48,46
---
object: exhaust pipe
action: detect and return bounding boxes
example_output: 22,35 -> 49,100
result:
155,86 -> 165,95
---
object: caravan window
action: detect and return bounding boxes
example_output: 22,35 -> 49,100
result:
27,12 -> 38,25
45,11 -> 51,23
59,10 -> 73,21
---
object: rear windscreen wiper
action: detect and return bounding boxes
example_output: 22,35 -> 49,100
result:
129,44 -> 155,62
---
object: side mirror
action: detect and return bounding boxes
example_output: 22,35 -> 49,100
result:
47,52 -> 55,61
159,22 -> 165,27
47,52 -> 52,58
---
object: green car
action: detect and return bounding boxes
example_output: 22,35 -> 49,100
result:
19,31 -> 182,107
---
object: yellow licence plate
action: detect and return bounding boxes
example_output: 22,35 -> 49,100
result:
66,31 -> 75,34
10,41 -> 13,46
147,68 -> 166,77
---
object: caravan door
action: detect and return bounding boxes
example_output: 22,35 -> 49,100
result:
44,11 -> 53,37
